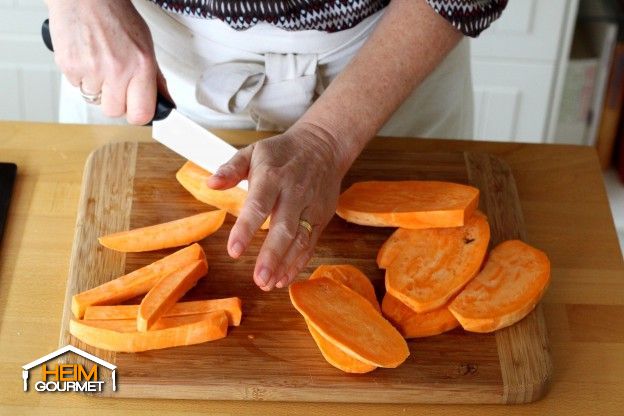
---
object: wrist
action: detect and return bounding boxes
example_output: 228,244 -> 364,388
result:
290,120 -> 365,178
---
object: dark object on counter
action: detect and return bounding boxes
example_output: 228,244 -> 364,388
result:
0,163 -> 17,245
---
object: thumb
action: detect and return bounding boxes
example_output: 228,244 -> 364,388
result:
207,144 -> 254,190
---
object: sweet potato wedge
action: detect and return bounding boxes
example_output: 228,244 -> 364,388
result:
449,240 -> 551,333
98,210 -> 226,252
176,161 -> 269,229
309,265 -> 380,312
83,297 -> 242,326
137,259 -> 208,331
81,312 -> 224,332
71,243 -> 205,319
69,310 -> 228,352
380,211 -> 490,313
381,294 -> 460,338
336,180 -> 479,229
290,277 -> 409,368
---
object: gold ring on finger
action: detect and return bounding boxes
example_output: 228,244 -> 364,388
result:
298,219 -> 313,236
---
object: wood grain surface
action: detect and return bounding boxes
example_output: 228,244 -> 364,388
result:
2,122 -> 622,416
58,142 -> 551,403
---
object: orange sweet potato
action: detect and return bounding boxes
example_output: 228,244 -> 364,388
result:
336,180 -> 479,229
83,297 -> 242,326
380,211 -> 490,313
71,243 -> 205,319
309,265 -> 380,312
81,312 -> 224,332
306,324 -> 376,373
381,294 -> 459,338
70,310 -> 228,352
449,240 -> 551,333
137,259 -> 208,331
290,277 -> 409,368
307,264 -> 379,373
98,210 -> 226,252
176,161 -> 269,229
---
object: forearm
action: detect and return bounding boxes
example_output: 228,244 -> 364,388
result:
297,0 -> 463,173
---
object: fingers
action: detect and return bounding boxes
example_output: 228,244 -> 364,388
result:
274,211 -> 319,289
227,171 -> 279,261
101,79 -> 128,117
207,145 -> 253,190
125,63 -> 157,125
254,195 -> 304,291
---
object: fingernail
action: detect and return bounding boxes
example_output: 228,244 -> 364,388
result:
275,280 -> 283,289
257,267 -> 271,286
230,241 -> 243,257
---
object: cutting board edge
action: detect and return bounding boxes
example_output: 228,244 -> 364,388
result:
464,152 -> 553,404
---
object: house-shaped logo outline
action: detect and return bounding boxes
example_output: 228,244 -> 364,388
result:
22,345 -> 117,392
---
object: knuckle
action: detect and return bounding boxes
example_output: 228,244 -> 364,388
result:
294,232 -> 311,251
272,222 -> 296,242
246,197 -> 270,219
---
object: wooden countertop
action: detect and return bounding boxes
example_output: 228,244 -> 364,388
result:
0,121 -> 622,415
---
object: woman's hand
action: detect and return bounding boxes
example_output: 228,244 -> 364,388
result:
46,0 -> 167,124
207,123 -> 354,291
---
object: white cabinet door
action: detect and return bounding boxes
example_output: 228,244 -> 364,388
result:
471,0 -> 570,62
0,1 -> 60,122
472,61 -> 555,143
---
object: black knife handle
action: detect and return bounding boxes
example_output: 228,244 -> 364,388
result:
41,19 -> 175,123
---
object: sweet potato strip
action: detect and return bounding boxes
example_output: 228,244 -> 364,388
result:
380,211 -> 490,313
71,243 -> 205,319
137,259 -> 208,331
82,312 -> 224,332
449,240 -> 551,333
84,297 -> 242,326
309,265 -> 380,312
98,210 -> 226,252
290,277 -> 409,368
381,294 -> 459,338
70,311 -> 228,352
336,180 -> 479,229
176,161 -> 269,229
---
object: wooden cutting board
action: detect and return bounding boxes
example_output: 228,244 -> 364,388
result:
59,142 -> 552,404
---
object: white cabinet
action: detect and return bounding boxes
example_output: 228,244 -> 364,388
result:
0,1 -> 60,122
471,0 -> 579,142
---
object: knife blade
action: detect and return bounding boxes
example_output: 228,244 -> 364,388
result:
41,19 -> 248,191
151,100 -> 248,191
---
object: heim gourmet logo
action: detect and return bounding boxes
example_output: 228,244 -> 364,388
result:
22,345 -> 117,392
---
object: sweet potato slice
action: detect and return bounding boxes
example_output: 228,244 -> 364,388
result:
81,312 -> 224,332
381,294 -> 459,338
69,311 -> 228,352
84,297 -> 242,326
137,259 -> 208,331
71,243 -> 205,319
290,277 -> 409,368
309,265 -> 380,312
306,265 -> 378,373
449,240 -> 551,333
306,324 -> 376,373
176,161 -> 269,229
98,210 -> 226,252
380,211 -> 490,313
336,180 -> 479,229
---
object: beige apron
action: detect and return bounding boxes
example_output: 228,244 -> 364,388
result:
59,0 -> 474,139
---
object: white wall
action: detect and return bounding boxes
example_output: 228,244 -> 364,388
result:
0,0 -> 60,122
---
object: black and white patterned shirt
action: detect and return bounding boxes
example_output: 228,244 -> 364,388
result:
149,0 -> 508,37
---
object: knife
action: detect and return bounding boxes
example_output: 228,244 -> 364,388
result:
41,19 -> 247,190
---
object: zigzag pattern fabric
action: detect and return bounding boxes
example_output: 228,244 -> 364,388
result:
148,0 -> 507,37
